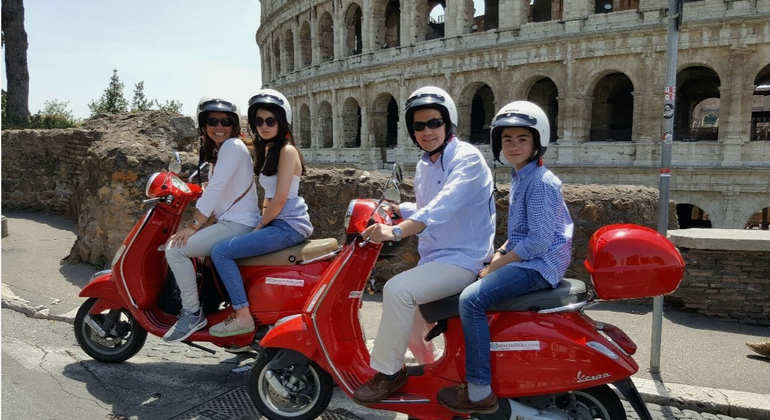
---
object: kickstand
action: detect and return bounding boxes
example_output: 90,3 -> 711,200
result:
182,340 -> 217,355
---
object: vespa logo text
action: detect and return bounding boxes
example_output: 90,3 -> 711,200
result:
576,371 -> 611,383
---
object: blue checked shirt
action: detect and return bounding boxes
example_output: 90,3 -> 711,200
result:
504,160 -> 573,287
399,138 -> 496,273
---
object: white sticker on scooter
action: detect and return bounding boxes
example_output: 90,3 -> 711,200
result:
265,277 -> 304,287
576,371 -> 611,383
349,290 -> 363,299
490,341 -> 541,351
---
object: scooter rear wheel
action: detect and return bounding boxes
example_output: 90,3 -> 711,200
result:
74,297 -> 147,363
566,385 -> 626,420
249,349 -> 334,420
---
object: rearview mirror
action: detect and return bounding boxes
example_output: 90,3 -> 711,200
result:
169,151 -> 182,174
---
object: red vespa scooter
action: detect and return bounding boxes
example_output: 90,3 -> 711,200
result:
74,156 -> 340,362
248,167 -> 685,420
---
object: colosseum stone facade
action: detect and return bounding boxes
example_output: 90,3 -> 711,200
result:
256,0 -> 770,229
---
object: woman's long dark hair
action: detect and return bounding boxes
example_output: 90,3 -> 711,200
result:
251,104 -> 306,176
198,111 -> 241,165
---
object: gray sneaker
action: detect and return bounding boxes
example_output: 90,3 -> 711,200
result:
163,309 -> 207,343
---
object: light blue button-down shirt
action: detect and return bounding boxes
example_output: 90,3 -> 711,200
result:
399,138 -> 495,273
504,160 -> 573,287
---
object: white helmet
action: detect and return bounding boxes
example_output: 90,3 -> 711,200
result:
490,101 -> 550,164
405,86 -> 458,144
248,88 -> 292,130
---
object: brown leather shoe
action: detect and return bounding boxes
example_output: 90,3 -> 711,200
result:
352,368 -> 407,403
437,383 -> 499,414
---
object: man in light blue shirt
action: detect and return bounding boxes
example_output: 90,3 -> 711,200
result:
353,86 -> 496,403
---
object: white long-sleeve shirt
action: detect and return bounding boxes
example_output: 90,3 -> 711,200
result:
195,137 -> 259,227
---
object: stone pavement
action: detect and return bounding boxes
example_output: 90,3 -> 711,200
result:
2,211 -> 769,419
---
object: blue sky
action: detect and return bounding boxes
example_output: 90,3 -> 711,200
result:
2,1 -> 262,119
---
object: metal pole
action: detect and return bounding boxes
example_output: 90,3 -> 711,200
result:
651,0 -> 683,374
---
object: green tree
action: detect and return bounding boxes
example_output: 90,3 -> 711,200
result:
29,99 -> 78,128
88,69 -> 128,116
131,81 -> 153,111
155,99 -> 183,113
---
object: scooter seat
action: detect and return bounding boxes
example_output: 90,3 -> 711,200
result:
237,238 -> 339,266
419,278 -> 587,323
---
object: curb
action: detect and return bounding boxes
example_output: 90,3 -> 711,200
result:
633,378 -> 770,419
1,284 -> 76,324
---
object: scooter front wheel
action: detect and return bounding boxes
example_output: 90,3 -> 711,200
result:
74,297 -> 147,363
249,349 -> 334,420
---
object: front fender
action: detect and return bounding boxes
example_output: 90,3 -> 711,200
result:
261,314 -> 319,363
79,271 -> 123,307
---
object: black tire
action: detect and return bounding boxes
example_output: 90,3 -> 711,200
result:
567,385 -> 626,420
74,298 -> 147,363
248,349 -> 334,420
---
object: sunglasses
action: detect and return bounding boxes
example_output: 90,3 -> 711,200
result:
254,117 -> 278,127
206,117 -> 234,127
413,118 -> 445,131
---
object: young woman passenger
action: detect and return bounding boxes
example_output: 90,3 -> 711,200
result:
163,98 -> 259,343
208,89 -> 312,337
437,101 -> 574,414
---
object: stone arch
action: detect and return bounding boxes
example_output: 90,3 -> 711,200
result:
675,66 -> 721,141
751,64 -> 770,141
342,97 -> 362,148
344,2 -> 363,56
318,101 -> 333,148
745,207 -> 770,230
472,0 -> 499,31
420,1 -> 445,41
273,36 -> 282,76
458,82 -> 496,144
298,104 -> 311,148
530,0 -> 563,22
284,29 -> 295,72
319,12 -> 334,62
526,77 -> 559,143
373,0 -> 401,48
371,93 -> 399,148
299,21 -> 312,68
589,72 -> 634,141
676,203 -> 712,229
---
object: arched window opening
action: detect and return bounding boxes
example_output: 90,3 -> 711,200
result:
385,1 -> 401,47
319,12 -> 334,62
372,94 -> 399,148
472,0 -> 498,31
595,0 -> 638,13
675,66 -> 720,142
273,37 -> 282,76
318,101 -> 333,148
676,204 -> 712,229
343,98 -> 362,148
530,0 -> 562,22
427,2 -> 446,40
299,104 -> 311,148
345,4 -> 363,56
590,72 -> 634,141
284,29 -> 295,72
299,22 -> 312,68
470,85 -> 495,144
751,64 -> 770,141
745,207 -> 770,230
527,78 -> 559,143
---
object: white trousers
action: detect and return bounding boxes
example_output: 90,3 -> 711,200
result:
370,261 -> 477,375
165,220 -> 252,312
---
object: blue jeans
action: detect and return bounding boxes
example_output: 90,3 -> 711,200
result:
459,265 -> 551,385
211,219 -> 306,310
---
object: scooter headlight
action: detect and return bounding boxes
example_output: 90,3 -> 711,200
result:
145,172 -> 163,198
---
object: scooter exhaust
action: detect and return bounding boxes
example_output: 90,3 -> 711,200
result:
472,399 -> 569,420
